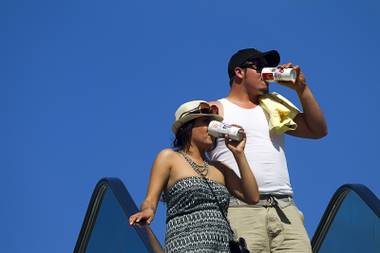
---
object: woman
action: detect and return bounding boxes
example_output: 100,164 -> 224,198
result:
129,100 -> 259,253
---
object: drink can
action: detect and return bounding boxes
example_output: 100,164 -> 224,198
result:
208,120 -> 243,141
261,67 -> 297,82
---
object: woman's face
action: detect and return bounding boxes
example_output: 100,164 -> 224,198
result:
191,117 -> 215,148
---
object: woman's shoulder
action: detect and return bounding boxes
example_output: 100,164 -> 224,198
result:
153,148 -> 182,170
156,148 -> 179,160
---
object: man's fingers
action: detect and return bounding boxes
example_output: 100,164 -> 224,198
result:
280,62 -> 292,68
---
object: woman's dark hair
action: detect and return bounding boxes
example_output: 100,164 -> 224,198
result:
172,117 -> 218,153
173,120 -> 194,151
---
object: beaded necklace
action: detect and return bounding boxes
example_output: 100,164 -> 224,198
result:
179,151 -> 209,177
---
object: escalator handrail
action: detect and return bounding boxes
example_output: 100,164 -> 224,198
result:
74,177 -> 163,253
311,183 -> 380,252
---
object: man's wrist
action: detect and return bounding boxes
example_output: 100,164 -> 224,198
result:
295,82 -> 307,95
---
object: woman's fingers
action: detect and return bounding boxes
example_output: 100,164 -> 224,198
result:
129,213 -> 143,225
224,135 -> 233,147
129,211 -> 154,226
129,214 -> 136,225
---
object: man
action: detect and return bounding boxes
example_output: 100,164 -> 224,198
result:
208,48 -> 327,253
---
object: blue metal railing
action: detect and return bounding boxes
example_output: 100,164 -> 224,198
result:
311,184 -> 380,252
75,179 -> 380,253
74,178 -> 163,253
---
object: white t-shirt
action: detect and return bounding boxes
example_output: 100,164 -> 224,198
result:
208,98 -> 293,195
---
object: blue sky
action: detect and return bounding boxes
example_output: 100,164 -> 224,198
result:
2,1 -> 380,252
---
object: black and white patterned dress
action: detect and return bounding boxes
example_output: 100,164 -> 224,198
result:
164,176 -> 232,253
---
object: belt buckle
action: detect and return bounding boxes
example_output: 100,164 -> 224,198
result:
262,195 -> 276,207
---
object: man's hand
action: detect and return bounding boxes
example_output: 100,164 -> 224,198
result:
276,63 -> 328,139
277,63 -> 307,93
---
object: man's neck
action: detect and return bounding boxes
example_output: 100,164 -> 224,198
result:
227,86 -> 260,109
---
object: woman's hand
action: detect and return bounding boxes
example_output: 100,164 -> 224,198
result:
129,207 -> 155,225
225,127 -> 246,155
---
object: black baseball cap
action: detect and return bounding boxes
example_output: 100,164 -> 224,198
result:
228,48 -> 280,79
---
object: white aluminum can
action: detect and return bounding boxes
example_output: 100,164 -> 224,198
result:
261,67 -> 297,82
208,120 -> 243,141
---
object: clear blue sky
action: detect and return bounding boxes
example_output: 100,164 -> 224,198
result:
2,1 -> 380,252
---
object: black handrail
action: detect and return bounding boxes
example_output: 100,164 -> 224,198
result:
74,177 -> 163,253
311,184 -> 380,252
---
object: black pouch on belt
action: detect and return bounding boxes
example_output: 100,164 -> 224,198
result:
229,237 -> 250,253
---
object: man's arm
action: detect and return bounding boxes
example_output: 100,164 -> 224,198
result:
279,63 -> 328,139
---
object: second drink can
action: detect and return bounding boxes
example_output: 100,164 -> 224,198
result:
208,120 -> 243,141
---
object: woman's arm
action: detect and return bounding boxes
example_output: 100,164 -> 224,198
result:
129,149 -> 173,225
218,134 -> 259,204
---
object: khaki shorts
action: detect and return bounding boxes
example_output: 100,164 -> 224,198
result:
228,198 -> 312,253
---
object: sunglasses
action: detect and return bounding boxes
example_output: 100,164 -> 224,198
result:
179,102 -> 219,119
240,63 -> 264,73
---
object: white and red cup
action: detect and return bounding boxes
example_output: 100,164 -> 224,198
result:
261,67 -> 297,82
208,120 -> 243,141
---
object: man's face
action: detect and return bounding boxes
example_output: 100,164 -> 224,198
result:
241,61 -> 269,96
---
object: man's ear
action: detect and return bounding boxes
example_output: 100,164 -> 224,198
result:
234,67 -> 244,80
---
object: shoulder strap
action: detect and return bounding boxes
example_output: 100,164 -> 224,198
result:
202,176 -> 235,236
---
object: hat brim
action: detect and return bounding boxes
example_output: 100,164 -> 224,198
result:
172,114 -> 223,134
